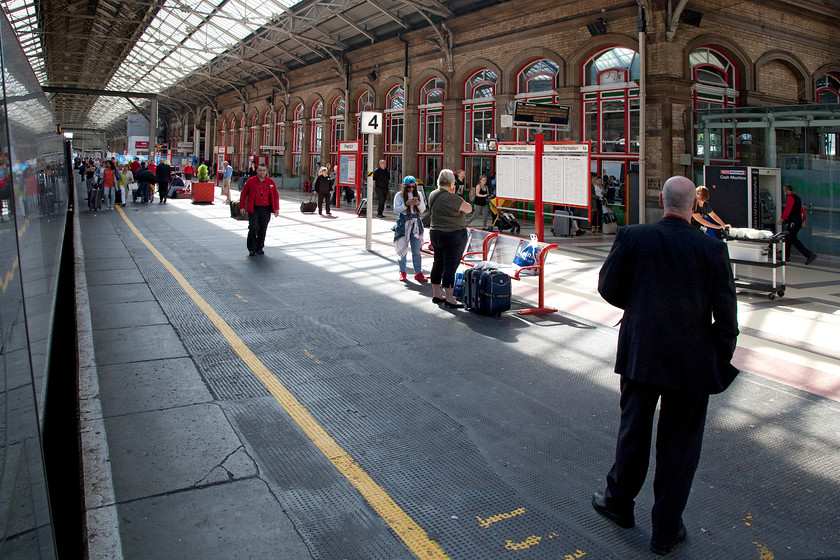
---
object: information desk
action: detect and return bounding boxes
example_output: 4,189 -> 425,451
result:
725,233 -> 786,300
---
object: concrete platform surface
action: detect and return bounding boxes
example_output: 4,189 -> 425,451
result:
77,184 -> 840,560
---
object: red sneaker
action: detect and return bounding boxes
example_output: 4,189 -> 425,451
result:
399,271 -> 407,282
414,273 -> 428,283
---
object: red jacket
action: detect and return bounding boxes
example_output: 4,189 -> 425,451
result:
240,175 -> 279,214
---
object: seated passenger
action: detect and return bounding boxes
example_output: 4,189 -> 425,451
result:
167,175 -> 187,198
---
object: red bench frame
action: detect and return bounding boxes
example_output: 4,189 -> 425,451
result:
422,228 -> 558,315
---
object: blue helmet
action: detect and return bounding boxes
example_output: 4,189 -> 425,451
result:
403,175 -> 416,185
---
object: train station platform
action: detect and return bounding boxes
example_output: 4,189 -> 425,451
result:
76,182 -> 840,560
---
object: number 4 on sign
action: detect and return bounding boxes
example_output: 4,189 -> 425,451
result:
361,111 -> 383,135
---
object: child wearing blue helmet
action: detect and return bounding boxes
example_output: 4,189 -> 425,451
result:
392,175 -> 427,282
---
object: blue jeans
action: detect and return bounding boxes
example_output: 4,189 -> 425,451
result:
103,187 -> 115,208
399,234 -> 423,274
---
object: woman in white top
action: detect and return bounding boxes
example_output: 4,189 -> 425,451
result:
393,175 -> 427,283
117,164 -> 134,207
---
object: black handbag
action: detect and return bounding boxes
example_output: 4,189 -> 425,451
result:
300,193 -> 317,213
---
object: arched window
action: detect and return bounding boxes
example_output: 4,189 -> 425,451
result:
690,46 -> 739,160
330,96 -> 345,169
581,47 -> 640,205
238,114 -> 247,170
419,78 -> 445,187
249,111 -> 259,163
261,109 -> 271,156
816,72 -> 840,104
355,90 -> 375,155
463,69 -> 497,186
292,103 -> 303,176
310,100 -> 323,174
516,58 -> 560,141
385,85 -> 404,180
274,106 -> 286,175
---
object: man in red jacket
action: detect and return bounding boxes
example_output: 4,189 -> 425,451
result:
239,163 -> 279,256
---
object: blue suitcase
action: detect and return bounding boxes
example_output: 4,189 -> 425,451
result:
462,267 -> 511,315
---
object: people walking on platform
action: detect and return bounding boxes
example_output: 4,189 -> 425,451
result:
155,159 -> 172,204
592,175 -> 739,556
372,159 -> 390,218
312,166 -> 333,215
393,175 -> 427,283
467,175 -> 490,228
101,160 -> 117,210
239,163 -> 279,256
135,162 -> 155,203
779,184 -> 817,265
428,169 -> 472,308
118,163 -> 133,207
222,160 -> 233,204
454,169 -> 467,199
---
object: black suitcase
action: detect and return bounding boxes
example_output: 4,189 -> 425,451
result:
356,197 -> 367,217
552,209 -> 572,237
231,200 -> 247,220
88,186 -> 102,211
300,194 -> 317,213
462,267 -> 511,315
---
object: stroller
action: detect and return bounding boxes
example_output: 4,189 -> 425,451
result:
487,197 -> 521,235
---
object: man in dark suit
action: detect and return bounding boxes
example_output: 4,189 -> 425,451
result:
592,175 -> 739,555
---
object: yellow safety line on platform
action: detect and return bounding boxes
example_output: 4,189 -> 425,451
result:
115,206 -> 449,560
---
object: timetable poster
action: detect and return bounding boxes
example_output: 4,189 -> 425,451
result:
495,144 -> 535,200
542,143 -> 589,207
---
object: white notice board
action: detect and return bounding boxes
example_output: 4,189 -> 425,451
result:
542,143 -> 590,207
496,144 -> 535,200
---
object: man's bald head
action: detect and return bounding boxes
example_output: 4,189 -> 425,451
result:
661,176 -> 698,219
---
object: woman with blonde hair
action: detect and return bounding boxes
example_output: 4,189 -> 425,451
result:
428,169 -> 472,307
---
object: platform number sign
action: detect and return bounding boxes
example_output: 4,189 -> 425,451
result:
360,111 -> 384,135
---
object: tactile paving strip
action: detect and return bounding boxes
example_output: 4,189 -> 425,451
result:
118,209 -> 840,559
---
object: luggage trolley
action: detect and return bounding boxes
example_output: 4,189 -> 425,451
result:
725,231 -> 787,300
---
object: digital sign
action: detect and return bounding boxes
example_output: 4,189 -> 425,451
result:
513,102 -> 570,127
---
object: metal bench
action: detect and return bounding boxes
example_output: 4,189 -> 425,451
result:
423,228 -> 558,315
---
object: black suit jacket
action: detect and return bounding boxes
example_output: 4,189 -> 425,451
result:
598,216 -> 739,394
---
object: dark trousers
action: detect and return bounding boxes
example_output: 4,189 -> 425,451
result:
247,206 -> 272,252
605,377 -> 709,542
430,229 -> 468,288
783,220 -> 814,260
317,191 -> 331,214
375,186 -> 389,215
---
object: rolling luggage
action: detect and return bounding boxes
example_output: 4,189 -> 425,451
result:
602,208 -> 618,234
356,197 -> 367,217
115,187 -> 123,205
551,209 -> 573,237
461,267 -> 511,315
88,185 -> 102,211
300,193 -> 317,213
230,200 -> 246,220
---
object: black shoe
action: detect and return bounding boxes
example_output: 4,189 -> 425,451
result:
249,251 -> 256,256
256,250 -> 264,255
805,253 -> 818,265
650,525 -> 687,556
591,492 -> 634,528
432,297 -> 445,304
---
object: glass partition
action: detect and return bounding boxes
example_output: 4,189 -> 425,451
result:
694,104 -> 840,257
1,9 -> 70,557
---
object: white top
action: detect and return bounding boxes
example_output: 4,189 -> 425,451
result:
393,190 -> 426,215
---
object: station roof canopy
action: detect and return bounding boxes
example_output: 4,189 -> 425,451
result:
0,0 -> 493,135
